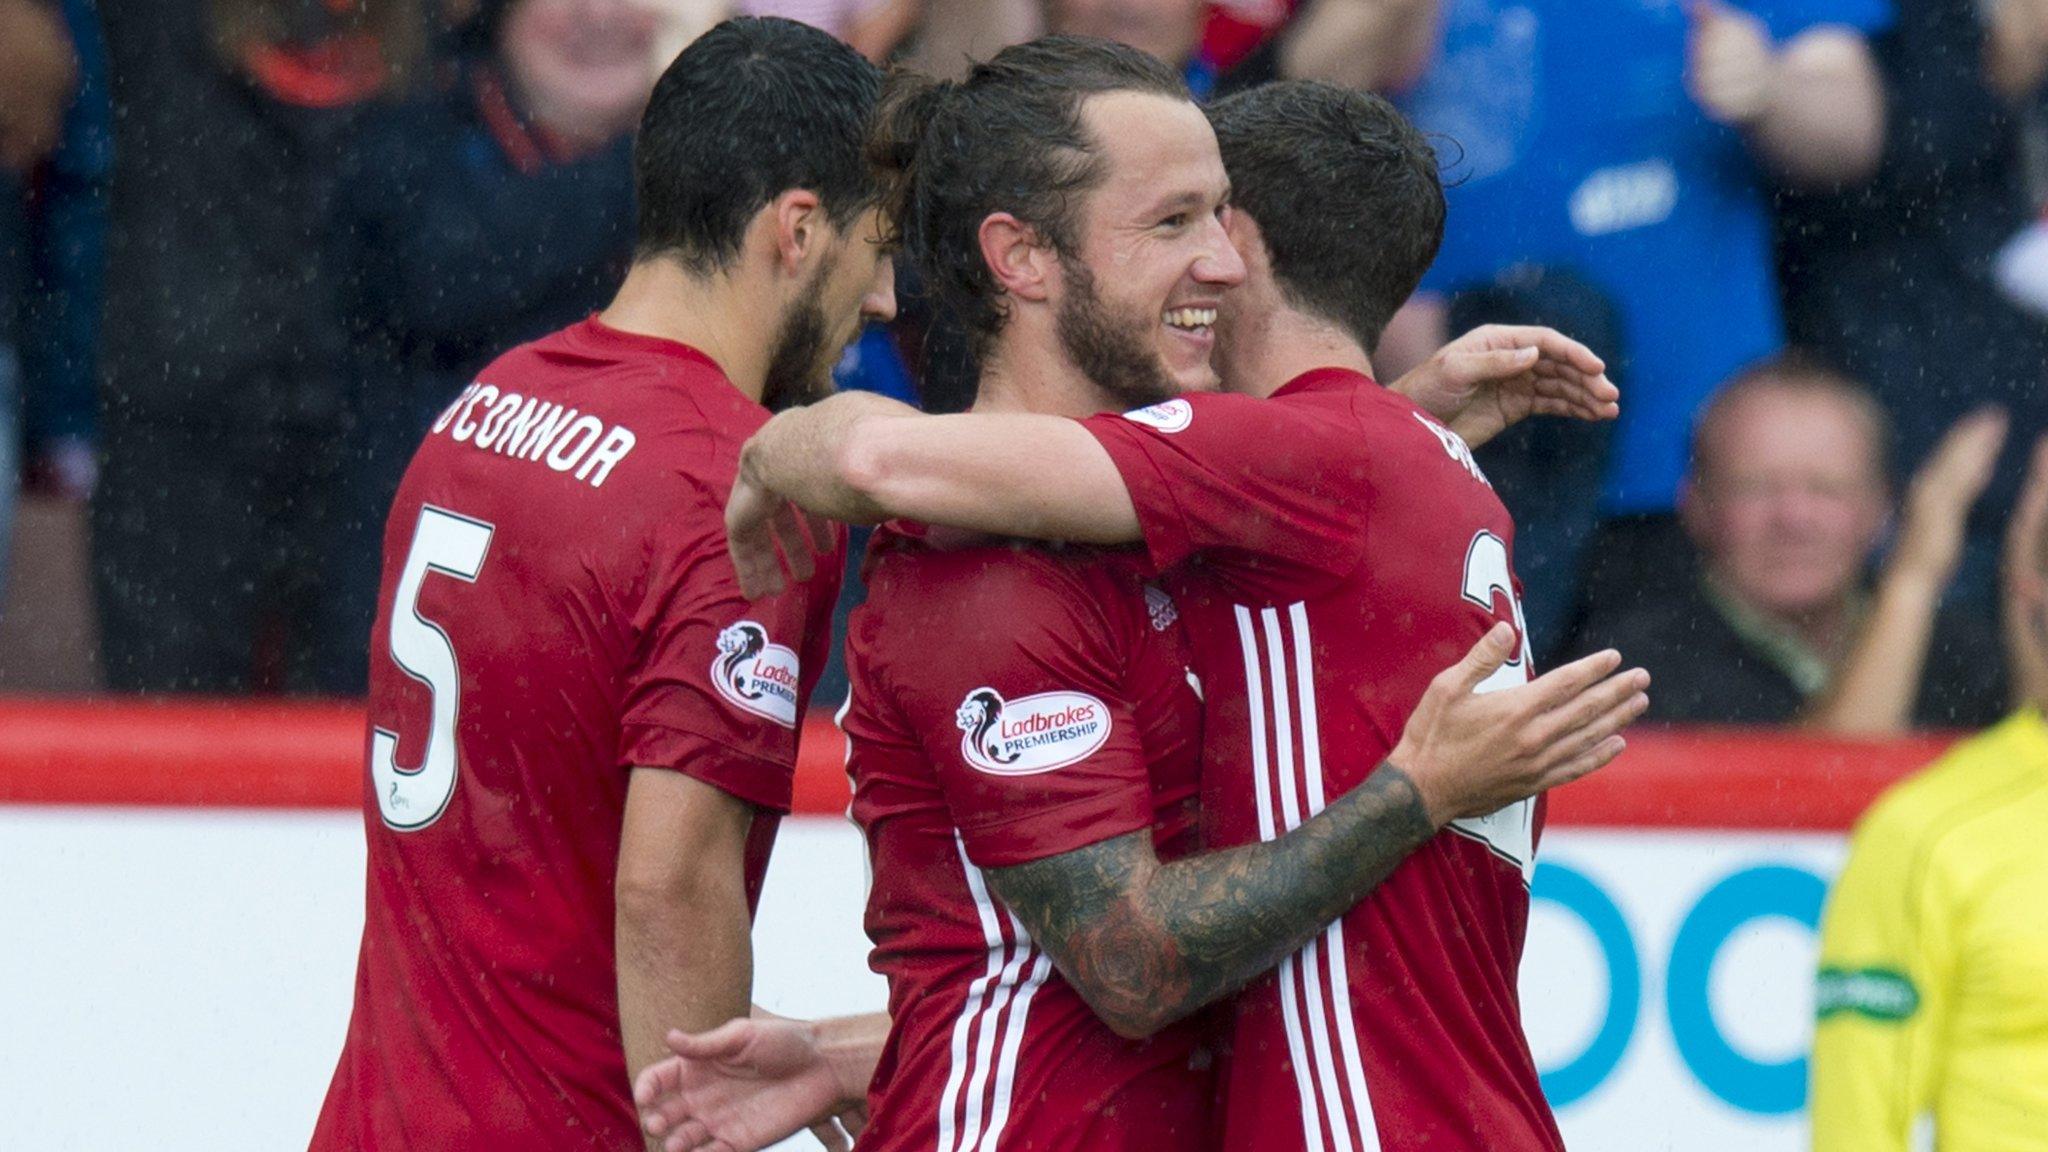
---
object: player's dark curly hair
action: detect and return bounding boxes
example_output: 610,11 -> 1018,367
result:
868,36 -> 1189,368
1206,82 -> 1445,353
634,18 -> 883,272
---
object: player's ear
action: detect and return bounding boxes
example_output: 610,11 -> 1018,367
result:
1223,206 -> 1269,274
978,211 -> 1055,304
770,189 -> 827,275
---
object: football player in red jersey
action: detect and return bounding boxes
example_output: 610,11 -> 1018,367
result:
309,19 -> 896,1152
701,81 -> 1634,1151
638,58 -> 1644,1152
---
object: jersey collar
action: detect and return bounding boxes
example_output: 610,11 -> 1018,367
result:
1271,365 -> 1377,398
566,315 -> 724,374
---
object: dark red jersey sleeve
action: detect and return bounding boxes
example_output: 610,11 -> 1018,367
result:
1079,393 -> 1366,592
885,554 -> 1155,869
617,476 -> 843,813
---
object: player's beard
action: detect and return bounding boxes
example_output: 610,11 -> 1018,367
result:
761,254 -> 841,413
1055,254 -> 1180,410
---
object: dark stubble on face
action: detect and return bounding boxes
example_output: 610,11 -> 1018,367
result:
761,252 -> 842,413
1055,254 -> 1180,411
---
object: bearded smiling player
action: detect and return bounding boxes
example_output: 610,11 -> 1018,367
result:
636,49 -> 1647,1152
310,20 -> 894,1151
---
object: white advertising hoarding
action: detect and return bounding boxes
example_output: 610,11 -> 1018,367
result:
0,810 -> 1843,1150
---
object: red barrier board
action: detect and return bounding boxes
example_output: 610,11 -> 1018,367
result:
0,698 -> 1960,830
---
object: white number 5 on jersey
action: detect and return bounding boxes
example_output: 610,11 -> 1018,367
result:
1452,529 -> 1537,880
372,506 -> 495,831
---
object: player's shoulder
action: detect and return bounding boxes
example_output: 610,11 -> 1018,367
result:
1186,367 -> 1387,438
508,318 -> 756,419
1345,371 -> 1460,446
1852,711 -> 2048,868
854,532 -> 1146,745
533,319 -> 763,466
1097,374 -> 1367,453
403,324 -> 759,536
862,527 -> 1140,650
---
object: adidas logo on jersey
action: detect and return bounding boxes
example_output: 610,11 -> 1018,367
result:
955,687 -> 1112,776
1144,585 -> 1179,632
712,621 -> 801,728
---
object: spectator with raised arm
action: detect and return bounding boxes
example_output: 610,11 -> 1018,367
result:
1780,0 -> 2048,611
1372,0 -> 1891,654
1806,403 -> 2010,733
1570,357 -> 2008,732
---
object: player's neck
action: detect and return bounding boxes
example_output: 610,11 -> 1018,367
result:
1227,307 -> 1374,398
600,258 -> 775,404
972,336 -> 1128,419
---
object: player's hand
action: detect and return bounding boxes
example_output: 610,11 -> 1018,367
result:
726,471 -> 835,601
2002,435 -> 2048,712
1893,406 -> 2007,589
1389,324 -> 1618,451
1686,0 -> 1779,126
1390,623 -> 1650,826
636,1016 -> 863,1152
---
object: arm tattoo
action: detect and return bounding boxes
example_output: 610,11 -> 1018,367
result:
985,761 -> 1435,1038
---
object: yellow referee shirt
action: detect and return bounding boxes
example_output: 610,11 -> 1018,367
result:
1811,709 -> 2048,1151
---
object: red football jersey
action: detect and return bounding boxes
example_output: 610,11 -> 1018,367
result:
311,317 -> 844,1151
1083,369 -> 1562,1152
842,524 -> 1218,1152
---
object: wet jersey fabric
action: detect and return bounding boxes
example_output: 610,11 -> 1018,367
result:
1083,370 -> 1561,1152
311,316 -> 844,1151
843,523 -> 1218,1151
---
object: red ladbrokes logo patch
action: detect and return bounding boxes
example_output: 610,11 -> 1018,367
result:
712,621 -> 800,728
955,687 -> 1113,776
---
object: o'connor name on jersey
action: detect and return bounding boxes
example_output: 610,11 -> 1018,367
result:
430,382 -> 637,489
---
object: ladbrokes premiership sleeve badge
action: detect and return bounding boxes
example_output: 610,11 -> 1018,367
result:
712,621 -> 801,728
955,687 -> 1112,776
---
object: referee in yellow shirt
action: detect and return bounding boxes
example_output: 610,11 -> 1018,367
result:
1811,440 -> 2048,1151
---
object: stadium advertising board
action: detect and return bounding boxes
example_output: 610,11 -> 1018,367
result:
1526,833 -> 1845,1150
0,703 -> 1950,1150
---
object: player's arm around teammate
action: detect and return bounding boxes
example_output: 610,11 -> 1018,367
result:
980,620 -> 1644,1040
724,323 -> 1614,598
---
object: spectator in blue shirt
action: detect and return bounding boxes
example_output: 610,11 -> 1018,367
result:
1370,0 -> 1891,650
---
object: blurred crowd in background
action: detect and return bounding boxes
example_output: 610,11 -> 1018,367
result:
3,0 -> 2047,733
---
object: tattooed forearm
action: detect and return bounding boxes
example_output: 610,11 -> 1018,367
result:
985,760 -> 1436,1039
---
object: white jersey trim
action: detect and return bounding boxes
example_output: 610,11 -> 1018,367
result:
1236,607 -> 1326,1152
1237,603 -> 1382,1152
1293,603 -> 1378,1138
937,835 -> 1051,1152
